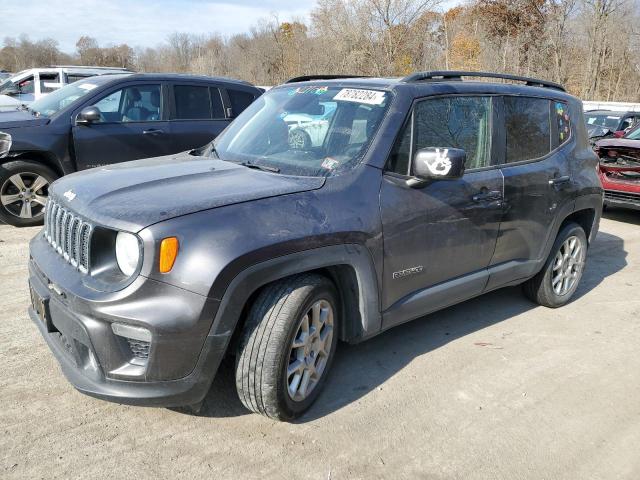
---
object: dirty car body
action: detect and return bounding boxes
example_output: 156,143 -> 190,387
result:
28,72 -> 603,418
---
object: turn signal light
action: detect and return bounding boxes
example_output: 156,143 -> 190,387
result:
159,237 -> 179,273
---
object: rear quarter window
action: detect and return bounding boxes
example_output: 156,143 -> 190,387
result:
228,88 -> 256,116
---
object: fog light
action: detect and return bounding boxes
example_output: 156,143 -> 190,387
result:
111,322 -> 151,342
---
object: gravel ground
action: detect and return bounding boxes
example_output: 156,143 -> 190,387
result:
1,208 -> 639,480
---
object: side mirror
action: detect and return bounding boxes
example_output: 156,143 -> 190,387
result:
75,106 -> 101,125
408,147 -> 466,187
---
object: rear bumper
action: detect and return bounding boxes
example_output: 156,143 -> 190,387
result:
28,233 -> 230,407
604,189 -> 640,211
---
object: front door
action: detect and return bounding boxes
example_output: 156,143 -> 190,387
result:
72,83 -> 171,169
380,95 -> 503,321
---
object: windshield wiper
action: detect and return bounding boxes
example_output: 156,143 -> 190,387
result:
18,104 -> 38,116
240,161 -> 280,173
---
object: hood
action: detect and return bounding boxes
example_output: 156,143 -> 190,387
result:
50,152 -> 326,232
0,109 -> 50,129
0,94 -> 21,110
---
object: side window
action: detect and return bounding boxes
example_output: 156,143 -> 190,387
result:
19,76 -> 35,94
174,85 -> 211,120
93,84 -> 161,123
504,97 -> 551,163
39,73 -> 60,94
67,74 -> 91,84
414,96 -> 493,170
553,101 -> 571,148
210,87 -> 225,118
387,116 -> 412,175
227,89 -> 255,117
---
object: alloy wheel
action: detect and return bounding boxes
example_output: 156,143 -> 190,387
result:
0,172 -> 49,219
551,235 -> 585,296
286,299 -> 334,402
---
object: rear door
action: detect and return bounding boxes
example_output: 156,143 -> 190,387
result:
168,82 -> 229,151
380,95 -> 504,316
487,96 -> 575,289
72,82 -> 172,169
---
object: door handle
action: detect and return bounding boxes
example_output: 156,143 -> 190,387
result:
472,190 -> 502,202
142,129 -> 164,135
549,175 -> 571,186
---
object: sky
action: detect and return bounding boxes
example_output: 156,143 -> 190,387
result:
0,0 -> 318,52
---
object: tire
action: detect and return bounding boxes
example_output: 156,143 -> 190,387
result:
0,160 -> 58,227
235,274 -> 339,420
523,222 -> 588,308
288,128 -> 312,150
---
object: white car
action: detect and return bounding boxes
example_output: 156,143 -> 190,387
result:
0,66 -> 131,111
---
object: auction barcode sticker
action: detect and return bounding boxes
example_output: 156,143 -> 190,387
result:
333,88 -> 386,105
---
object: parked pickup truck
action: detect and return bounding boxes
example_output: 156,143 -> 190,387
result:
0,73 -> 262,226
0,66 -> 131,111
27,71 -> 602,420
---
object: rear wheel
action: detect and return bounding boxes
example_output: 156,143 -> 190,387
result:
0,160 -> 57,227
235,274 -> 339,420
523,222 -> 587,308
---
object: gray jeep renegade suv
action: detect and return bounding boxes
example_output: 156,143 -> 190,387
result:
28,71 -> 603,420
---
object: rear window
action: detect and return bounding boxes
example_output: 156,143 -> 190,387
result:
228,89 -> 255,116
504,97 -> 551,163
174,85 -> 211,119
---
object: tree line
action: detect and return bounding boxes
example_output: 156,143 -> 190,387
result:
1,0 -> 639,101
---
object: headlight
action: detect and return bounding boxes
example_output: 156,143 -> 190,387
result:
115,231 -> 141,276
0,132 -> 11,158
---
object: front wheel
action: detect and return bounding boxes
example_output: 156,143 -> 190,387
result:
523,222 -> 588,308
0,160 -> 58,227
235,274 -> 339,420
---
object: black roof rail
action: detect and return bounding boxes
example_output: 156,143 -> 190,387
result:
401,71 -> 566,92
285,75 -> 370,83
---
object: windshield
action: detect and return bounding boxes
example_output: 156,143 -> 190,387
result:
27,81 -> 100,117
584,113 -> 621,129
625,124 -> 640,140
208,85 -> 390,176
0,78 -> 16,94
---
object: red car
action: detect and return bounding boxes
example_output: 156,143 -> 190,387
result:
595,124 -> 640,211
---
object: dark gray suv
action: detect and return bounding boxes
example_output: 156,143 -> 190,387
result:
28,71 -> 603,420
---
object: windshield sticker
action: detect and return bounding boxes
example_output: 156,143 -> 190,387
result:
321,157 -> 339,170
289,86 -> 329,96
78,83 -> 97,91
333,88 -> 386,105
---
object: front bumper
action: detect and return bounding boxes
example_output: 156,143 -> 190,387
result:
604,189 -> 640,211
28,233 -> 230,407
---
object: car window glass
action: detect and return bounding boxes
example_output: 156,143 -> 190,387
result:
174,85 -> 211,120
553,101 -> 571,148
39,73 -> 60,94
93,84 -> 161,123
387,116 -> 412,175
505,97 -> 551,163
228,89 -> 255,116
413,96 -> 493,170
210,87 -> 224,118
67,74 -> 91,84
19,76 -> 35,94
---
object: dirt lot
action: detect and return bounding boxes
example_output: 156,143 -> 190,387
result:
1,209 -> 639,480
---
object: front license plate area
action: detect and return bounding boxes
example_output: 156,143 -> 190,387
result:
29,283 -> 54,332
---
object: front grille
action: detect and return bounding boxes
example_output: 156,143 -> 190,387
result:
605,190 -> 640,205
44,199 -> 93,273
127,339 -> 150,360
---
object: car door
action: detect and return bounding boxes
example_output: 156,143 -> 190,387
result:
168,83 -> 229,151
486,96 -> 575,290
72,82 -> 172,169
380,95 -> 504,324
